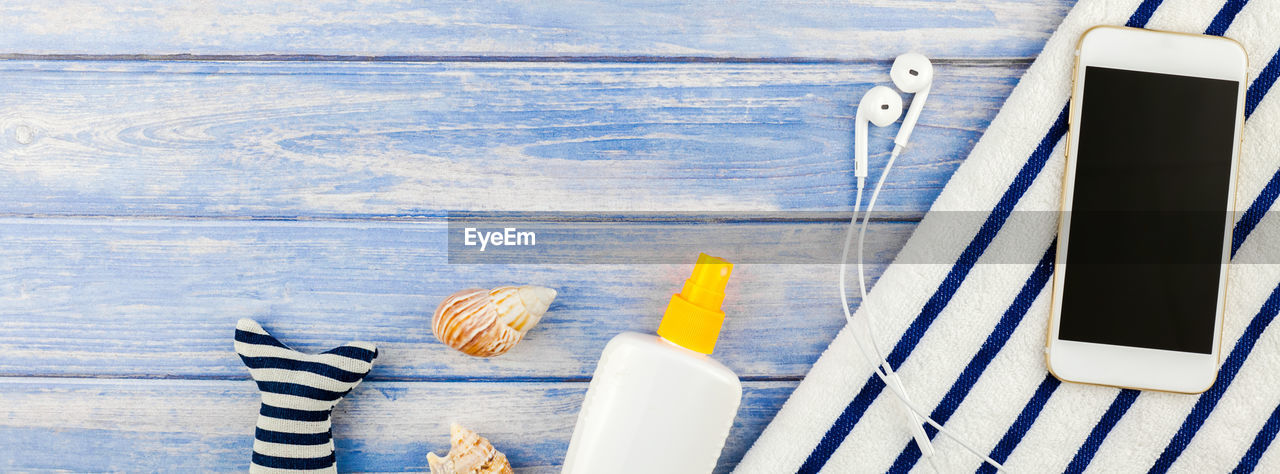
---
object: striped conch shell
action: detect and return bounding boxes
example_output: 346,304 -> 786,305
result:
432,285 -> 556,357
427,423 -> 513,474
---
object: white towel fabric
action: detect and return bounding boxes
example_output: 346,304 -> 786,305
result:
736,0 -> 1280,472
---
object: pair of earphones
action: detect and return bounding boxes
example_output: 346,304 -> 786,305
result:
839,53 -> 1007,472
853,52 -> 933,187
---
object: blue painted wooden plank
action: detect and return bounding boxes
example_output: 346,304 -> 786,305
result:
0,377 -> 798,473
0,60 -> 1022,216
0,217 -> 912,378
0,1 -> 1071,60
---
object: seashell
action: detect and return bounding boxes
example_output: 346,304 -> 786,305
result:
427,423 -> 513,474
433,285 -> 556,357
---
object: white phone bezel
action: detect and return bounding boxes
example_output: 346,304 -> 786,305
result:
1046,26 -> 1247,394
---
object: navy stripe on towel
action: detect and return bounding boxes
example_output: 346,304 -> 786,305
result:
1125,0 -> 1164,28
1232,47 -> 1280,255
252,451 -> 336,470
992,274 -> 1280,473
241,356 -> 369,383
255,427 -> 332,446
802,107 -> 1068,473
800,1 -> 1179,467
1205,0 -> 1249,37
803,0 -> 1280,469
1234,403 -> 1280,474
1245,46 -> 1280,119
978,374 -> 1062,474
1233,170 -> 1280,256
890,242 -> 1057,472
260,404 -> 332,423
255,381 -> 349,402
1147,282 -> 1280,473
989,12 -> 1266,471
1064,389 -> 1141,474
798,107 -> 1069,474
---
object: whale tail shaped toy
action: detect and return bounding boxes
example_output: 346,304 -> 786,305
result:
234,318 -> 378,473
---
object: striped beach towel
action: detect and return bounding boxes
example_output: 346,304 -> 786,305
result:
234,318 -> 378,473
736,0 -> 1280,472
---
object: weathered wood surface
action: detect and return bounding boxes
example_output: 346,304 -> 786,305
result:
0,377 -> 797,473
0,1 -> 1071,60
0,0 -> 1074,471
0,217 -> 913,379
0,61 -> 1022,216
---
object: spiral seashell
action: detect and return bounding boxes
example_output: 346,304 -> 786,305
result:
433,285 -> 556,357
427,423 -> 513,474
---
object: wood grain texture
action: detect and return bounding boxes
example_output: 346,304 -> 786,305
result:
0,217 -> 912,379
0,1 -> 1071,60
0,1 -> 1063,470
0,377 -> 797,473
0,60 -> 1022,216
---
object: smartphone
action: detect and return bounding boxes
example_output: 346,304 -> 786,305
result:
1046,26 -> 1247,393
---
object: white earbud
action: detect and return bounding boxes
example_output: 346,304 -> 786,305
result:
854,85 -> 903,182
889,52 -> 934,150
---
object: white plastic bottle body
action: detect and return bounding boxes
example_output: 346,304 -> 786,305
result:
562,332 -> 743,474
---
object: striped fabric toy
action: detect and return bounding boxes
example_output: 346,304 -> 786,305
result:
234,318 -> 378,473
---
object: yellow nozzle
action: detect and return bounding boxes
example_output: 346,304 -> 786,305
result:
657,253 -> 733,354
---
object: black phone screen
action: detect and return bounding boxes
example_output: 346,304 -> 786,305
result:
1058,66 -> 1239,354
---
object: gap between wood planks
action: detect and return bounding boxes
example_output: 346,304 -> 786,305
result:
0,54 -> 943,384
0,53 -> 1032,66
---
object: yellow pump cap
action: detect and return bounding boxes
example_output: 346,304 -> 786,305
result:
657,253 -> 733,354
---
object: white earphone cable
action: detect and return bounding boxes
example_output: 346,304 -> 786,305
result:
841,145 -> 1008,472
841,172 -> 941,473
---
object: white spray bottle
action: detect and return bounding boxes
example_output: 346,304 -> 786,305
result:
562,253 -> 742,474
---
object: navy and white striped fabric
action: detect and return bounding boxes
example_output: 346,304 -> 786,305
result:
234,318 -> 378,473
737,0 -> 1280,471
